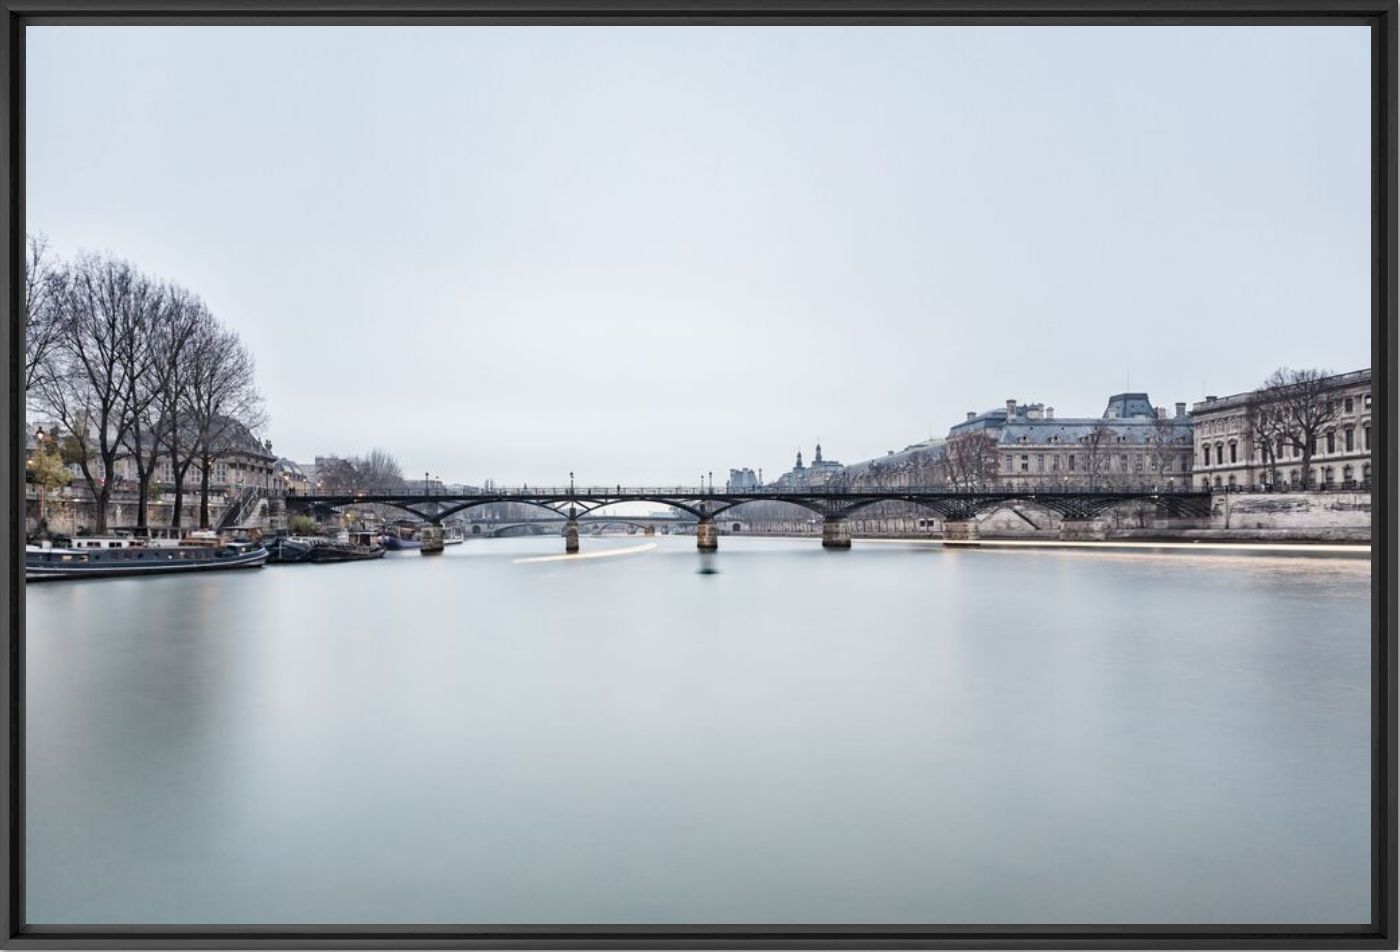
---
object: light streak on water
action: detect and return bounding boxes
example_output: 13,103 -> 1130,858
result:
512,541 -> 658,564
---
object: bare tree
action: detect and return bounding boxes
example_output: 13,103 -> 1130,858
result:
1244,391 -> 1286,490
360,448 -> 405,492
1146,415 -> 1188,489
121,284 -> 204,529
317,449 -> 405,494
34,253 -> 156,533
186,322 -> 266,527
24,234 -> 69,395
1257,368 -> 1340,490
1078,421 -> 1114,491
940,431 -> 999,491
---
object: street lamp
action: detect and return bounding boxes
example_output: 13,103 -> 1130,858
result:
569,471 -> 575,495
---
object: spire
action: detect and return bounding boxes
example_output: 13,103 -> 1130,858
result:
814,440 -> 823,463
795,448 -> 804,469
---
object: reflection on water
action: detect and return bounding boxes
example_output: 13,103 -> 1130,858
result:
26,537 -> 1370,925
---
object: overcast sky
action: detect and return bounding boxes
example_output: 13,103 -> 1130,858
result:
27,25 -> 1370,486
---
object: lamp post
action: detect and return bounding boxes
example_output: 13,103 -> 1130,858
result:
569,471 -> 575,496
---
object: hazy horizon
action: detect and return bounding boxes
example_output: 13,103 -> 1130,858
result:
27,25 -> 1371,485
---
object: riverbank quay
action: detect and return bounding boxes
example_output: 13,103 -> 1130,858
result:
855,537 -> 1371,559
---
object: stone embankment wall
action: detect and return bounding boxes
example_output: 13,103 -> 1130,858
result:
725,492 -> 1371,544
25,492 -> 283,535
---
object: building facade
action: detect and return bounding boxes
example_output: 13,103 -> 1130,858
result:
1190,368 -> 1372,491
947,393 -> 1196,491
771,443 -> 844,489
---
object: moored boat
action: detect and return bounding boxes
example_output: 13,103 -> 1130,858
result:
26,538 -> 268,581
266,536 -> 319,563
443,526 -> 465,546
305,530 -> 384,563
380,525 -> 423,551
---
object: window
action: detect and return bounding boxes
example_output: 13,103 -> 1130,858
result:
1068,455 -> 1076,472
1203,445 -> 1211,466
1020,455 -> 1029,472
1228,442 -> 1237,463
1365,393 -> 1372,410
1345,397 -> 1354,414
1181,454 -> 1191,472
1346,428 -> 1354,452
1326,431 -> 1335,454
1037,454 -> 1045,472
1365,425 -> 1371,451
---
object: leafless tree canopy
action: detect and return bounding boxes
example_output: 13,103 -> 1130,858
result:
25,240 -> 269,531
318,449 -> 406,494
1251,367 -> 1340,489
24,234 -> 70,395
1077,421 -> 1114,490
939,431 -> 999,491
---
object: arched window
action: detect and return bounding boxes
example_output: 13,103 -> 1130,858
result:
1326,431 -> 1336,454
1203,445 -> 1212,466
1213,476 -> 1222,488
1228,441 -> 1237,463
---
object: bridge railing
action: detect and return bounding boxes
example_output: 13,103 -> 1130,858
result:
395,482 -> 1209,498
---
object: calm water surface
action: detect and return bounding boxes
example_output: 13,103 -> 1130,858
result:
26,537 -> 1371,924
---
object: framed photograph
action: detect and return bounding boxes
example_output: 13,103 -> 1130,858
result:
3,1 -> 1395,948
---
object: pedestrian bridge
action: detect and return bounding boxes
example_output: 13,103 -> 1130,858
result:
286,485 -> 1214,551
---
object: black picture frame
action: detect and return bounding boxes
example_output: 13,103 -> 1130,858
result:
1,1 -> 1394,948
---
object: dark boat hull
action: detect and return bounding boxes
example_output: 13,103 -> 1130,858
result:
267,538 -> 316,563
26,545 -> 268,581
308,544 -> 385,563
381,536 -> 422,551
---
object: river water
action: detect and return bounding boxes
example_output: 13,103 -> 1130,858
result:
25,536 -> 1371,925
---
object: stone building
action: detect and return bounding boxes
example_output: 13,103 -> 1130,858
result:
948,393 -> 1196,490
727,467 -> 761,491
1191,368 -> 1372,491
834,438 -> 945,489
771,443 -> 844,489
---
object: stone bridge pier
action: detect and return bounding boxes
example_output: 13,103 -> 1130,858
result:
943,517 -> 980,542
696,517 -> 718,552
821,517 -> 851,549
1059,519 -> 1106,541
565,518 -> 580,554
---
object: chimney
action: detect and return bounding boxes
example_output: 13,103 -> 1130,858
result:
1175,402 -> 1186,418
1205,395 -> 1218,403
1156,407 -> 1167,420
1006,399 -> 1017,419
1046,407 -> 1054,420
966,411 -> 976,421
